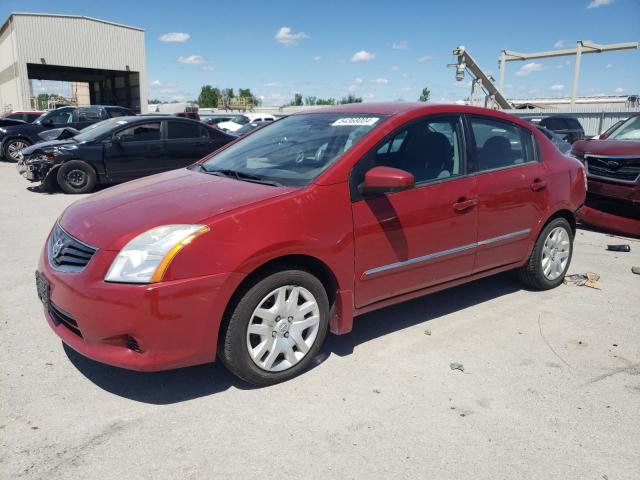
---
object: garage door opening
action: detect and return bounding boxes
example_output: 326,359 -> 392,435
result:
27,63 -> 141,112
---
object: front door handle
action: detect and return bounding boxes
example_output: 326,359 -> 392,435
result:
531,178 -> 548,192
453,196 -> 478,213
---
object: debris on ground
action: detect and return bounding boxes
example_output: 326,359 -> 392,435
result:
450,362 -> 464,372
606,244 -> 630,252
632,266 -> 640,275
373,389 -> 381,394
424,328 -> 432,336
564,272 -> 601,289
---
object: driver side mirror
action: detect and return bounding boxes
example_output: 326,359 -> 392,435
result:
359,166 -> 415,196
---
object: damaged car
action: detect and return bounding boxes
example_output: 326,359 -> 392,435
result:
17,116 -> 236,193
571,114 -> 640,237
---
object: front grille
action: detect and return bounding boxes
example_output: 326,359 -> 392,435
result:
49,302 -> 82,337
585,193 -> 640,221
585,155 -> 640,184
48,223 -> 97,272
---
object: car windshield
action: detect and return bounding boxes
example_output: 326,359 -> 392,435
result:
231,115 -> 250,125
608,116 -> 640,140
73,118 -> 126,142
201,113 -> 385,186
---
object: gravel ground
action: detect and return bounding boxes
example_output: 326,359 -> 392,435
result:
1,161 -> 639,480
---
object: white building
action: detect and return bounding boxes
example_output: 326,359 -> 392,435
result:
0,12 -> 147,112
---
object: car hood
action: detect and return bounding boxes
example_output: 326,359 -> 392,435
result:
21,139 -> 76,155
572,139 -> 640,156
0,123 -> 44,136
59,168 -> 295,250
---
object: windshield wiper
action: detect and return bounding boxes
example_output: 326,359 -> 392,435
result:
204,168 -> 282,187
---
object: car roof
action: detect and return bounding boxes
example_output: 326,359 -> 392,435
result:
115,115 -> 202,122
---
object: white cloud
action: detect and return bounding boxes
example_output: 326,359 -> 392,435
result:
606,63 -> 614,69
392,40 -> 408,49
391,65 -> 399,71
554,40 -> 565,48
348,77 -> 364,92
371,78 -> 389,84
351,50 -> 375,63
151,79 -> 167,87
177,55 -> 209,65
312,55 -> 321,61
515,62 -> 544,76
401,73 -> 408,78
549,84 -> 565,92
159,32 -> 190,42
417,55 -> 432,63
615,87 -> 624,94
266,82 -> 282,88
587,0 -> 614,8
275,26 -> 308,46
401,86 -> 413,92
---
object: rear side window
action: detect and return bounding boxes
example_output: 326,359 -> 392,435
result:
564,118 -> 583,130
544,117 -> 567,131
107,108 -> 126,118
76,108 -> 102,121
167,121 -> 202,139
469,116 -> 535,172
117,122 -> 161,142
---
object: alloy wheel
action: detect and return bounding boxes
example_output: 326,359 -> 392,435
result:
8,141 -> 27,161
541,226 -> 570,281
246,285 -> 320,372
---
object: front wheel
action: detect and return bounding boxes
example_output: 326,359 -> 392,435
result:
518,217 -> 573,290
219,269 -> 329,385
56,160 -> 97,194
3,138 -> 32,162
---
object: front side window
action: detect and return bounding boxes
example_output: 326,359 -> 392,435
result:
201,113 -> 385,186
116,122 -> 161,142
469,116 -> 535,172
357,116 -> 463,188
167,121 -> 201,139
608,115 -> 640,140
44,109 -> 73,125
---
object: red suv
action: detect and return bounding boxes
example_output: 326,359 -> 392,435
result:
571,114 -> 640,237
37,104 -> 586,385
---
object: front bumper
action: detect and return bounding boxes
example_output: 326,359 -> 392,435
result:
578,178 -> 640,237
17,156 -> 53,182
38,239 -> 242,372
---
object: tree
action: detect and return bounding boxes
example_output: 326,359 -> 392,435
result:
197,85 -> 221,108
305,96 -> 317,106
290,93 -> 303,106
315,98 -> 336,105
339,94 -> 362,104
418,86 -> 431,102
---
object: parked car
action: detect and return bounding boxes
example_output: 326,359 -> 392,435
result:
36,103 -> 585,385
18,116 -> 235,193
233,120 -> 271,136
571,114 -> 640,237
0,118 -> 27,128
525,115 -> 585,144
593,118 -> 627,140
1,110 -> 43,123
217,113 -> 275,133
0,105 -> 135,161
535,125 -> 571,154
201,115 -> 234,127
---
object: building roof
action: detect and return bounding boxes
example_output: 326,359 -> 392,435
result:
2,12 -> 144,33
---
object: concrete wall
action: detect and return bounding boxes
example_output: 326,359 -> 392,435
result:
0,17 -> 20,112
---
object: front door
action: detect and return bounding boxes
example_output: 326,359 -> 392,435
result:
164,120 -> 223,170
103,121 -> 164,182
466,115 -> 548,272
352,115 -> 478,308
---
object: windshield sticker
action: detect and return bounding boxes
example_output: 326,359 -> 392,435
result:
331,117 -> 379,127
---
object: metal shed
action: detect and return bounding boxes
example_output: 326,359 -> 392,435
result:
0,12 -> 147,113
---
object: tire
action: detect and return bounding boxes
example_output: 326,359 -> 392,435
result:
219,269 -> 330,385
2,138 -> 32,162
56,160 -> 97,194
518,217 -> 573,290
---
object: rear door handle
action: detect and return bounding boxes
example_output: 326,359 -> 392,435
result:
531,178 -> 548,192
453,196 -> 478,213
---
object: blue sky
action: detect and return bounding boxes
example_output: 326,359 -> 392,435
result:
3,0 -> 639,105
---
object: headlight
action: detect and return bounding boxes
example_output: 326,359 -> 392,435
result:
0,128 -> 6,134
105,224 -> 209,283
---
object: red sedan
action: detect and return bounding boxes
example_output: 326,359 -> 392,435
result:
37,103 -> 586,385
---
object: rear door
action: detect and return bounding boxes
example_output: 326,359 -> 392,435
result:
71,107 -> 103,130
352,115 -> 478,308
467,115 -> 547,272
164,120 -> 220,169
103,120 -> 164,181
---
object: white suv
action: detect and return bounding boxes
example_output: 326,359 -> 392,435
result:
217,113 -> 275,133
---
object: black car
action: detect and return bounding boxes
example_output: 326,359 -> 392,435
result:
0,118 -> 27,128
0,105 -> 134,161
17,116 -> 235,194
535,125 -> 571,154
524,115 -> 585,144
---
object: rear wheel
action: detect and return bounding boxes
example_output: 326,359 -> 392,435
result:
219,269 -> 329,385
3,138 -> 32,162
56,160 -> 97,194
518,217 -> 573,290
